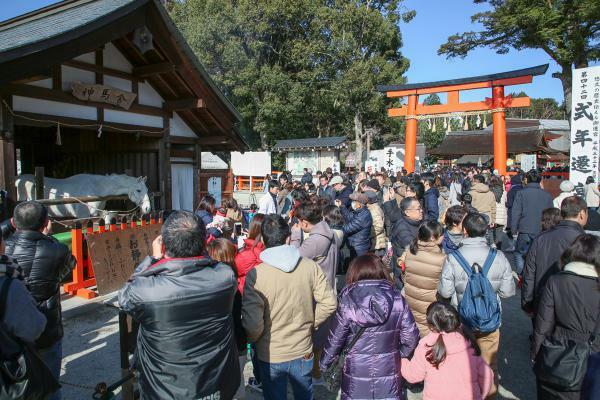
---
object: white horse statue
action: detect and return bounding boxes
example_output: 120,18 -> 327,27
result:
15,174 -> 152,219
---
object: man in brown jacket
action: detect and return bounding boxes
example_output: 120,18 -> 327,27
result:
242,215 -> 337,399
469,174 -> 497,224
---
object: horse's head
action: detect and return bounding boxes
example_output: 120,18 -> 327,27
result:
128,176 -> 152,214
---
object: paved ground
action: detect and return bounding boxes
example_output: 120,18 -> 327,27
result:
59,251 -> 535,400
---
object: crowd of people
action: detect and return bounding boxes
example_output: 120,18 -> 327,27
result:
0,164 -> 599,400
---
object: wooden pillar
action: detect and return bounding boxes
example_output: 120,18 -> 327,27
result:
0,96 -> 16,217
404,94 -> 418,173
34,167 -> 45,200
158,118 -> 172,211
492,85 -> 507,175
193,143 -> 201,210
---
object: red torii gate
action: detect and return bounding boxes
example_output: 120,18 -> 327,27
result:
377,64 -> 549,175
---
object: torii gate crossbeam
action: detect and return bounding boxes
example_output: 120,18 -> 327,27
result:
377,64 -> 549,175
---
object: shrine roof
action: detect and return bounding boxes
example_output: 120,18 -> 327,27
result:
428,119 -> 566,157
272,136 -> 348,151
377,64 -> 549,92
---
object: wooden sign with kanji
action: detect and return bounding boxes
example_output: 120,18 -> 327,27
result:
86,224 -> 162,295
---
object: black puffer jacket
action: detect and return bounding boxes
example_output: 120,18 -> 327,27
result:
522,220 -> 585,313
389,213 -> 421,259
4,230 -> 74,349
340,206 -> 373,256
533,266 -> 600,398
119,256 -> 240,400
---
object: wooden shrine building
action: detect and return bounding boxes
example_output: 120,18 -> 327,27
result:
0,0 -> 250,216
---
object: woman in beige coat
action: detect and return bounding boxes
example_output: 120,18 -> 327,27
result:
403,221 -> 446,337
365,191 -> 387,256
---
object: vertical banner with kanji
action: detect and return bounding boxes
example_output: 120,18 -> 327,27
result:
569,66 -> 600,196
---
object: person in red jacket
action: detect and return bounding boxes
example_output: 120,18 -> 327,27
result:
234,213 -> 265,294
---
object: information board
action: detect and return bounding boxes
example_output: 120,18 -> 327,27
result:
569,66 -> 600,196
87,223 -> 162,295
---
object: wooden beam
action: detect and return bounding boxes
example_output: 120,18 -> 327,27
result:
196,136 -> 229,145
160,116 -> 172,210
10,73 -> 51,85
386,75 -> 534,97
0,95 -> 16,211
388,96 -> 530,117
12,111 -> 164,137
169,136 -> 198,144
52,66 -> 62,91
133,62 -> 176,78
3,84 -> 169,118
95,49 -> 104,123
164,97 -> 205,111
63,59 -> 139,82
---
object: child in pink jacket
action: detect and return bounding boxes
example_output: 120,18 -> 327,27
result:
401,302 -> 493,400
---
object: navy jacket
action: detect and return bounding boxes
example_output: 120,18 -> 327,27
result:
335,185 -> 354,209
424,187 -> 439,222
510,183 -> 553,235
340,206 -> 373,255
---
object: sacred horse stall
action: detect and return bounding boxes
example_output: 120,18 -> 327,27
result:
0,0 -> 251,303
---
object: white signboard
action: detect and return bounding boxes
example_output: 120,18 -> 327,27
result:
332,162 -> 340,174
520,154 -> 537,172
383,147 -> 403,173
569,66 -> 600,196
231,152 -> 271,177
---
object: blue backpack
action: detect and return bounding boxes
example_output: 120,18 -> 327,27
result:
451,248 -> 501,333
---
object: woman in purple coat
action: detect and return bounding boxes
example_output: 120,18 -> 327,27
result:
320,254 -> 420,399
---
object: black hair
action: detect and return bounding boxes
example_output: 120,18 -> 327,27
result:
295,202 -> 323,225
13,201 -> 48,231
197,195 -> 216,213
421,172 -> 436,187
561,196 -> 587,219
541,208 -> 561,231
473,174 -> 486,184
444,205 -> 468,229
461,193 -> 473,205
161,210 -> 205,258
410,221 -> 443,255
268,179 -> 280,190
249,203 -> 258,211
586,176 -> 595,184
561,234 -> 600,270
425,302 -> 480,369
526,170 -> 541,184
261,215 -> 291,248
290,189 -> 309,203
462,212 -> 487,238
323,205 -> 344,229
407,182 -> 425,200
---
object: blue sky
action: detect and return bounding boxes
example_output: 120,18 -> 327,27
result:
2,0 -> 571,103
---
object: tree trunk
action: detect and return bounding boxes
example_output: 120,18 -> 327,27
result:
554,66 -> 573,125
354,110 -> 363,171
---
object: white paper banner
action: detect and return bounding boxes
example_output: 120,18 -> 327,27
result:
521,154 -> 537,172
569,66 -> 600,196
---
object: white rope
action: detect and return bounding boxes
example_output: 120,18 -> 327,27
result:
2,100 -> 168,135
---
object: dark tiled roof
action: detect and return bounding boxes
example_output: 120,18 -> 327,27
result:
428,129 -> 557,156
0,0 -> 139,54
377,64 -> 548,92
273,136 -> 348,151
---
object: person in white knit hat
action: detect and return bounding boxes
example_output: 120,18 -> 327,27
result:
553,180 -> 576,208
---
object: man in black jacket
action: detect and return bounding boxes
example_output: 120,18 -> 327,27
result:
510,170 -> 553,276
4,201 -> 74,400
119,210 -> 239,400
522,196 -> 587,325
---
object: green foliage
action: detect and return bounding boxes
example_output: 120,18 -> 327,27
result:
506,92 -> 566,119
170,0 -> 412,149
438,0 -> 600,115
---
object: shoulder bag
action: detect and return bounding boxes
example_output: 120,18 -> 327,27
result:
323,326 -> 366,393
533,295 -> 600,391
